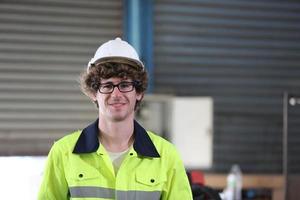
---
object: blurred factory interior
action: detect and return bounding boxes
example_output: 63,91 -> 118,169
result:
0,0 -> 300,199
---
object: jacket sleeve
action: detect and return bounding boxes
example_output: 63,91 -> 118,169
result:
38,142 -> 69,200
162,148 -> 193,200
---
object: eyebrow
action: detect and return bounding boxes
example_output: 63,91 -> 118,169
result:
100,81 -> 114,85
100,80 -> 131,85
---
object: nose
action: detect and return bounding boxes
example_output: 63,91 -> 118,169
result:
110,85 -> 122,96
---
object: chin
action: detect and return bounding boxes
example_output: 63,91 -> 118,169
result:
109,115 -> 128,122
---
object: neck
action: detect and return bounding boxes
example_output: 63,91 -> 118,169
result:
98,117 -> 135,152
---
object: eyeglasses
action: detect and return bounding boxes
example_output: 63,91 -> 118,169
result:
98,81 -> 138,94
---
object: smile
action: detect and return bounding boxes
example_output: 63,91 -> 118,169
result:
109,102 -> 126,108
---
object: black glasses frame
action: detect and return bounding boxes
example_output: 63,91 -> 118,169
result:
98,81 -> 138,94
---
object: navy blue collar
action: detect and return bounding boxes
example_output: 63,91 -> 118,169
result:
73,119 -> 160,158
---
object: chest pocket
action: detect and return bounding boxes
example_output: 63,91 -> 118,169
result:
135,170 -> 166,188
66,154 -> 103,186
68,170 -> 116,200
134,170 -> 166,200
68,168 -> 102,186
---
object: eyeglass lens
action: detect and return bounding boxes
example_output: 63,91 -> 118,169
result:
99,81 -> 135,94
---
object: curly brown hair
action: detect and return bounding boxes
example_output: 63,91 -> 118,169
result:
80,61 -> 148,109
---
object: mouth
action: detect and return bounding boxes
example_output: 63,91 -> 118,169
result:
109,102 -> 126,109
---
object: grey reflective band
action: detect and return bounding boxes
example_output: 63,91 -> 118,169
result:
69,186 -> 115,198
69,186 -> 161,200
117,190 -> 161,200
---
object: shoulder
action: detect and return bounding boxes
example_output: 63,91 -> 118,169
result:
147,131 -> 179,158
146,131 -> 187,173
50,130 -> 81,154
147,131 -> 172,146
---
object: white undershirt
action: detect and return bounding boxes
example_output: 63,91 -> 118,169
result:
107,147 -> 131,174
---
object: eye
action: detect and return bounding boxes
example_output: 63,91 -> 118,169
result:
101,84 -> 113,90
119,82 -> 132,89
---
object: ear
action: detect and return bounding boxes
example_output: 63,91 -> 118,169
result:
89,92 -> 97,102
136,93 -> 144,101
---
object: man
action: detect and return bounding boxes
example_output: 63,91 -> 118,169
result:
38,38 -> 193,200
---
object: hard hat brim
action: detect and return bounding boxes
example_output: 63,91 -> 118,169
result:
88,56 -> 144,72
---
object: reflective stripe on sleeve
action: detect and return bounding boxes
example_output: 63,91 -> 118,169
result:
69,186 -> 161,200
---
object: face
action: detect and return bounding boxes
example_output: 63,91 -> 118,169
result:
92,77 -> 143,122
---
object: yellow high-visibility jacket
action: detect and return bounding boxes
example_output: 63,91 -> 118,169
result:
38,119 -> 193,200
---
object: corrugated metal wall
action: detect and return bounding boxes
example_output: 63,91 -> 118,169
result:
153,0 -> 300,173
0,0 -> 123,155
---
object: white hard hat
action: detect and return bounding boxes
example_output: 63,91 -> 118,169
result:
87,37 -> 144,71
